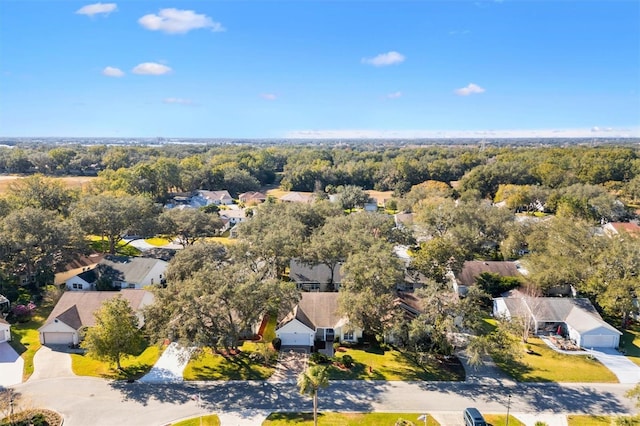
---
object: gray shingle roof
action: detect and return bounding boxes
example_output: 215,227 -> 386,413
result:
279,292 -> 342,330
98,256 -> 166,285
457,261 -> 522,287
41,289 -> 154,331
289,260 -> 343,285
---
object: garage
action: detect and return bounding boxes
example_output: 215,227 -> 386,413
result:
277,332 -> 312,347
41,332 -> 75,345
581,333 -> 620,349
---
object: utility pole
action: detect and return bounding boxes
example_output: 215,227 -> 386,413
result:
506,393 -> 512,426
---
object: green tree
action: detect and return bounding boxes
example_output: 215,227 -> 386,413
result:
7,175 -> 78,216
72,194 -> 159,254
81,296 -> 146,370
337,185 -> 370,211
159,208 -> 223,247
339,242 -> 404,337
297,365 -> 329,426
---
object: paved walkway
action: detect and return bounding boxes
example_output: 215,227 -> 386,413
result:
0,342 -> 24,387
139,342 -> 192,383
267,348 -> 309,383
29,345 -> 74,381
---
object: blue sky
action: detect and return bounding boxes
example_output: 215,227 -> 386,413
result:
1,0 -> 639,138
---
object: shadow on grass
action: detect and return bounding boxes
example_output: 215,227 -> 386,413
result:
188,352 -> 272,380
266,412 -> 315,422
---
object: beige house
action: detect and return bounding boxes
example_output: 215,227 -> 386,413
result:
38,289 -> 154,346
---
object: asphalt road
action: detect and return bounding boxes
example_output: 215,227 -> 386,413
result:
10,377 -> 639,426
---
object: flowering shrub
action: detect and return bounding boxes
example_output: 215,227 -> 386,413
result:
12,302 -> 36,321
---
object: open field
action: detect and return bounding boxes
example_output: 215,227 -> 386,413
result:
0,175 -> 96,193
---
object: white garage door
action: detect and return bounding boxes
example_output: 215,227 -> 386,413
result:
278,332 -> 311,346
43,332 -> 74,345
582,335 -> 617,348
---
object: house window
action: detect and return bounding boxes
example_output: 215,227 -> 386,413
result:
72,283 -> 83,290
344,330 -> 354,341
127,283 -> 135,289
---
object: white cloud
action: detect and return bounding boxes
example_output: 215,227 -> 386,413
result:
163,98 -> 193,105
454,83 -> 485,96
362,51 -> 405,67
76,3 -> 117,17
386,91 -> 402,99
138,8 -> 225,34
285,127 -> 640,139
260,93 -> 278,101
132,62 -> 172,75
102,66 -> 124,77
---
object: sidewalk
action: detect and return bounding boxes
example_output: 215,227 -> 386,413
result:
139,342 -> 192,383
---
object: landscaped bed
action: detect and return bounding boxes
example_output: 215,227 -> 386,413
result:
262,412 -> 439,425
1,409 -> 62,426
493,337 -> 618,382
316,345 -> 465,381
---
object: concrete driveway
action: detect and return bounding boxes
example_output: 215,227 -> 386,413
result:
0,342 -> 24,387
589,347 -> 640,384
29,345 -> 74,381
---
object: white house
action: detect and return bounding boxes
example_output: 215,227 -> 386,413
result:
38,289 -> 154,346
192,190 -> 234,206
219,208 -> 247,225
0,317 -> 11,343
493,296 -> 622,349
65,256 -> 168,291
276,292 -> 362,355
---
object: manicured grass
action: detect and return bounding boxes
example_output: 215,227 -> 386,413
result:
483,414 -> 525,426
323,346 -> 465,381
263,412 -> 439,425
567,414 -> 640,425
171,415 -> 221,426
71,343 -> 163,379
183,342 -> 275,380
621,327 -> 640,367
567,415 -> 612,425
493,337 -> 618,382
9,298 -> 55,380
145,237 -> 171,246
87,236 -> 141,256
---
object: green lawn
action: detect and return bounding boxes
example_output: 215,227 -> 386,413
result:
71,342 -> 163,379
621,327 -> 640,367
145,237 -> 171,246
88,236 -> 141,256
322,346 -> 465,381
493,338 -> 617,382
483,414 -> 525,426
263,412 -> 440,425
567,415 -> 640,425
183,342 -> 275,380
9,298 -> 55,380
171,415 -> 221,426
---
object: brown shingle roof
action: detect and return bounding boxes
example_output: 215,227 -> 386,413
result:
457,261 -> 522,287
41,289 -> 154,331
279,292 -> 342,330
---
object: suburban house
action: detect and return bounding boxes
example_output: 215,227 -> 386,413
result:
276,292 -> 362,355
0,317 -> 11,343
38,289 -> 154,346
219,208 -> 247,225
394,212 -> 414,228
493,296 -> 622,348
279,192 -> 314,204
603,221 -> 640,238
65,256 -> 168,291
289,260 -> 343,292
238,191 -> 267,204
193,190 -> 234,206
452,260 -> 524,296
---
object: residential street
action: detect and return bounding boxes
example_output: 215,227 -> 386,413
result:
10,377 -> 638,426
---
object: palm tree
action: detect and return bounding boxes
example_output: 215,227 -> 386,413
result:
297,365 -> 329,426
